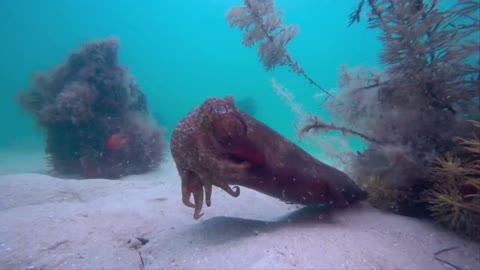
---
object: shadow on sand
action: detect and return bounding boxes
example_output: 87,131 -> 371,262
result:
183,203 -> 363,246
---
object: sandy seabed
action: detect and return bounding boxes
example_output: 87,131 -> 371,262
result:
0,154 -> 479,270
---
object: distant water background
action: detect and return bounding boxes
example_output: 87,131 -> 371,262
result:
0,0 -> 382,170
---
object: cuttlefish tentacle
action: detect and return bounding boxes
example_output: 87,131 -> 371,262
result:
205,183 -> 213,207
218,182 -> 241,197
180,172 -> 196,208
181,182 -> 197,208
192,187 -> 204,220
182,191 -> 195,208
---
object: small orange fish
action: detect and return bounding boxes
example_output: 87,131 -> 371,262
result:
107,133 -> 128,151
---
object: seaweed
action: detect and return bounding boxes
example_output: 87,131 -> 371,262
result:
423,121 -> 480,241
325,0 -> 479,240
17,37 -> 167,179
226,0 -> 332,97
344,0 -> 480,241
366,175 -> 416,214
319,0 -> 479,189
262,0 -> 479,240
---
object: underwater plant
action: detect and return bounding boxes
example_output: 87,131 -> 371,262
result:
17,37 -> 167,179
328,0 -> 479,237
319,0 -> 479,204
264,0 -> 479,240
226,0 -> 332,97
423,121 -> 480,241
364,175 -> 428,216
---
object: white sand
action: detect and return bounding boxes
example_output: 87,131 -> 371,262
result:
0,156 -> 479,270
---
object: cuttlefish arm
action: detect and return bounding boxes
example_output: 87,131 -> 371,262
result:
179,163 -> 241,220
178,120 -> 270,219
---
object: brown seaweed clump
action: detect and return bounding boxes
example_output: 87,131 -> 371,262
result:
423,121 -> 480,241
17,37 -> 167,179
366,175 -> 431,217
365,175 -> 413,214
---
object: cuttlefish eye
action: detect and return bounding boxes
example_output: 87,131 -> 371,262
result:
210,105 -> 229,114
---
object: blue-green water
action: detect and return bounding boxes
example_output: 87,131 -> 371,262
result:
0,0 -> 381,167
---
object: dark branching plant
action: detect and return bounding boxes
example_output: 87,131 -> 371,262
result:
17,37 -> 167,179
226,0 -> 333,97
335,0 -> 480,179
294,0 -> 479,239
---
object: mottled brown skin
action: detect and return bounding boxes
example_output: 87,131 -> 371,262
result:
170,96 -> 367,220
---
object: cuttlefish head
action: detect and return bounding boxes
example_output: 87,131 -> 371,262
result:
183,96 -> 251,219
201,95 -> 248,145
